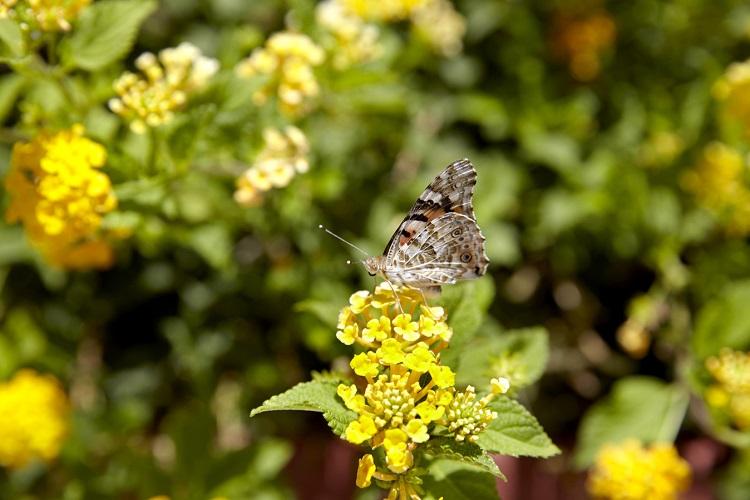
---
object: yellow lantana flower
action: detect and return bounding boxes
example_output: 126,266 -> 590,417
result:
235,126 -> 311,207
109,43 -> 218,134
235,31 -> 324,116
0,369 -> 69,468
587,440 -> 691,500
4,125 -> 119,269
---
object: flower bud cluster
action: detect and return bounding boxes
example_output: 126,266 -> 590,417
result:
337,284 -> 509,498
316,0 -> 381,69
234,126 -> 310,207
339,0 -> 465,57
235,32 -> 324,116
681,142 -> 750,236
109,43 -> 219,134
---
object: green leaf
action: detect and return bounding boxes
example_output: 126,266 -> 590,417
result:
692,280 -> 750,359
456,327 -> 549,391
476,396 -> 560,458
251,379 -> 356,437
0,74 -> 24,123
63,0 -> 157,71
0,19 -> 25,60
441,278 -> 495,366
423,460 -> 500,500
423,437 -> 505,479
574,377 -> 689,468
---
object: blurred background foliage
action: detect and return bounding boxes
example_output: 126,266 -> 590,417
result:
3,0 -> 750,498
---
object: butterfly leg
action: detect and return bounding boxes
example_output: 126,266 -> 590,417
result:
419,288 -> 429,306
385,279 -> 405,314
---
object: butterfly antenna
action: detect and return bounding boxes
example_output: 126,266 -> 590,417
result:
318,225 -> 369,257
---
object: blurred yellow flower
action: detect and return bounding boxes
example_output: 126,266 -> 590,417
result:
705,348 -> 750,429
0,0 -> 90,31
714,59 -> 750,134
4,125 -> 119,269
109,42 -> 219,134
552,11 -> 616,81
236,31 -> 324,116
234,126 -> 310,207
587,440 -> 691,500
0,369 -> 69,469
341,0 -> 431,21
411,0 -> 465,57
316,0 -> 381,69
681,142 -> 750,236
339,0 -> 464,56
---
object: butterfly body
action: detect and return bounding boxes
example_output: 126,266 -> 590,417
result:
363,159 -> 489,290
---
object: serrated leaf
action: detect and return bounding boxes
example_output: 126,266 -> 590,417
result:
476,396 -> 560,458
423,460 -> 500,500
251,379 -> 356,437
423,437 -> 505,479
63,0 -> 157,71
456,327 -> 549,391
574,377 -> 689,468
692,280 -> 750,359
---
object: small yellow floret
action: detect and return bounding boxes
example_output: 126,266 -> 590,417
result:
377,338 -> 406,365
345,415 -> 378,444
356,453 -> 376,488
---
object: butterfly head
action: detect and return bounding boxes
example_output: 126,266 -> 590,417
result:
363,256 -> 384,277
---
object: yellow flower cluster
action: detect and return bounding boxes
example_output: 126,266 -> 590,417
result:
714,59 -> 750,135
552,11 -> 617,81
0,0 -> 90,31
340,0 -> 465,57
109,42 -> 219,134
236,32 -> 325,116
411,0 -> 466,57
337,284 -> 509,498
0,369 -> 69,469
681,142 -> 750,236
316,0 -> 381,69
705,348 -> 750,430
234,126 -> 310,207
587,440 -> 691,500
4,125 -> 119,269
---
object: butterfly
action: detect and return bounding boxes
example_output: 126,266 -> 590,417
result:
362,158 -> 489,292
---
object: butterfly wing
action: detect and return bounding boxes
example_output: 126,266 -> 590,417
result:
382,158 -> 478,261
385,212 -> 489,287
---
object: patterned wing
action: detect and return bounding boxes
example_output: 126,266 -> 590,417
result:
384,212 -> 489,287
382,159 -> 478,260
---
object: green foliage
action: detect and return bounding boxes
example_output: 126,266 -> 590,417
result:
574,377 -> 689,468
476,396 -> 560,459
692,280 -> 750,359
251,379 -> 356,437
422,438 -> 504,480
62,0 -> 158,71
423,460 -> 500,500
456,327 -> 549,391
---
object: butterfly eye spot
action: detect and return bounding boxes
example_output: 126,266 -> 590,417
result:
460,253 -> 472,263
451,228 -> 463,237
